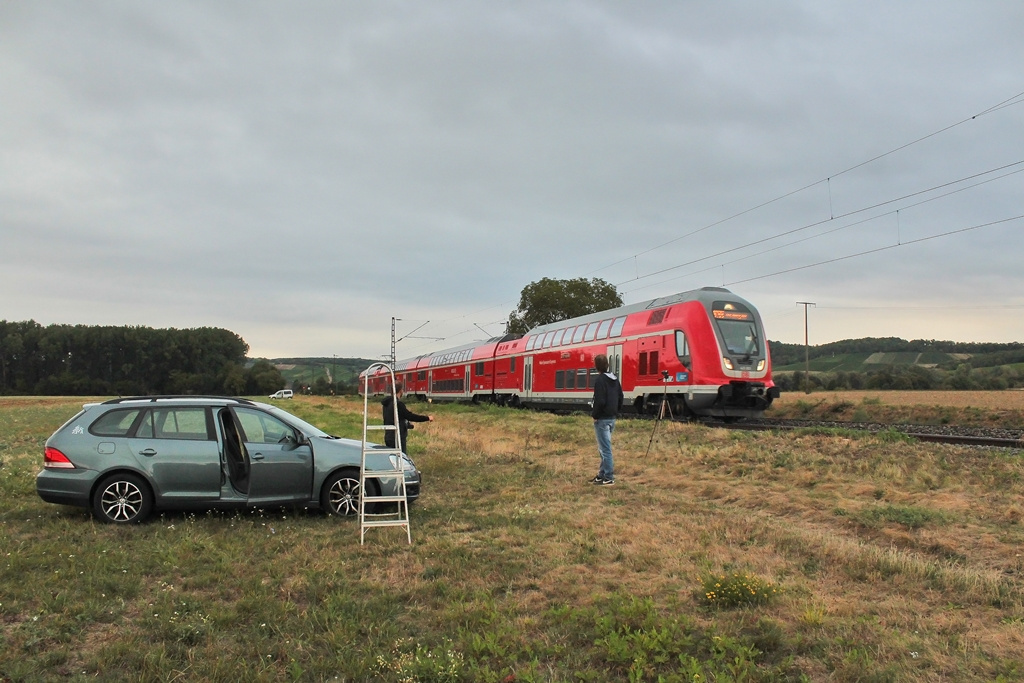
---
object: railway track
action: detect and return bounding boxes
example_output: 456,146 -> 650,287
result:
710,417 -> 1024,449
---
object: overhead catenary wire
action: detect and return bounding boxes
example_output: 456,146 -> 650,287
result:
588,90 -> 1024,280
620,164 -> 1024,296
391,90 -> 1024,357
725,214 -> 1024,287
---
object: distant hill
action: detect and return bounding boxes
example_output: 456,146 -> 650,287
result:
770,338 -> 1024,373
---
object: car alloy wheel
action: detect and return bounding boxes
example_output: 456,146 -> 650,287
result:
93,473 -> 153,524
322,470 -> 377,517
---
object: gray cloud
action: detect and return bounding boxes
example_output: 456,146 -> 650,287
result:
2,1 -> 1022,359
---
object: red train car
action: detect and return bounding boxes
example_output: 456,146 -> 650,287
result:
361,287 -> 779,420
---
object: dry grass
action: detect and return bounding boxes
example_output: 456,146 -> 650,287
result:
4,395 -> 1024,680
375,398 -> 1024,679
775,390 -> 1024,410
770,389 -> 1024,427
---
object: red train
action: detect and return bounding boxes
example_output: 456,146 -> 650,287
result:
360,287 -> 779,419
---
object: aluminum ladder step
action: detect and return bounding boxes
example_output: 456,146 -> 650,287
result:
359,362 -> 411,545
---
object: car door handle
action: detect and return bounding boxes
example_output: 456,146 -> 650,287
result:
251,452 -> 264,461
139,448 -> 157,457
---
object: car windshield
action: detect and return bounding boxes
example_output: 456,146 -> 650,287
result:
260,404 -> 336,439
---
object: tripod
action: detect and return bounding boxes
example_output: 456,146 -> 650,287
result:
644,371 -> 673,456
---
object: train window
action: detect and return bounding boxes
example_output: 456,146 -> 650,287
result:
576,368 -> 589,388
525,336 -> 536,351
475,362 -> 485,376
555,370 -> 565,389
596,319 -> 612,339
432,378 -> 465,392
588,369 -> 598,388
552,329 -> 566,346
712,302 -> 760,355
542,331 -> 556,348
584,322 -> 599,341
647,308 -> 667,325
565,370 -> 576,389
572,325 -> 586,344
610,316 -> 626,337
676,330 -> 691,368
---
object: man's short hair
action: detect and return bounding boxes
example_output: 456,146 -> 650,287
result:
394,381 -> 404,393
594,354 -> 609,373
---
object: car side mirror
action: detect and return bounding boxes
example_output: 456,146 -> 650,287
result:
280,432 -> 308,450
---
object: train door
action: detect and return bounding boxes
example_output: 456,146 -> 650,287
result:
607,344 -> 623,378
465,365 -> 471,399
523,356 -> 533,402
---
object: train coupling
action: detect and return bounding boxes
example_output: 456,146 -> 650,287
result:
717,381 -> 779,409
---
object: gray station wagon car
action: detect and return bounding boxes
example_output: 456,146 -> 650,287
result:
37,396 -> 421,524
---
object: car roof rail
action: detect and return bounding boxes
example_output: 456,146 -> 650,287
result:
102,395 -> 257,406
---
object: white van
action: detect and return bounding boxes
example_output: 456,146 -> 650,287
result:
269,389 -> 294,399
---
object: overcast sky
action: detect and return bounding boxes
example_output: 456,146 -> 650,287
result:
2,2 -> 1022,361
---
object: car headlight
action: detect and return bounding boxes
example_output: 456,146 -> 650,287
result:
389,455 -> 417,471
723,357 -> 734,371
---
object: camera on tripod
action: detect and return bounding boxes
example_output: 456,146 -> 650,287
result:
645,370 -> 674,456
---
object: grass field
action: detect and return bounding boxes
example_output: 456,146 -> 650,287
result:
3,395 -> 1024,681
769,390 -> 1024,427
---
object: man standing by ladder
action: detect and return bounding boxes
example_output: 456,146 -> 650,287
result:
382,381 -> 433,452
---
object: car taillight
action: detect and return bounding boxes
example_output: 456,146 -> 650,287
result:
44,447 -> 76,469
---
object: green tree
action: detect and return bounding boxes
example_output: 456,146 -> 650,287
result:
506,277 -> 623,335
245,360 -> 286,396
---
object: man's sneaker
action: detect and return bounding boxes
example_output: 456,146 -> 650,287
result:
589,475 -> 605,484
594,478 -> 615,486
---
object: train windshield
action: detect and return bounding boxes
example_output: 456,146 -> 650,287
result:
712,301 -> 760,356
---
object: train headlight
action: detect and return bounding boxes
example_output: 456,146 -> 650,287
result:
723,357 -> 734,370
757,360 -> 765,371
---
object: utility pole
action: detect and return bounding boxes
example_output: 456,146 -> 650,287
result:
391,317 -> 399,369
797,302 -> 816,394
390,318 -> 441,369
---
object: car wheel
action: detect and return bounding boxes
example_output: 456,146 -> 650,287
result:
321,470 -> 378,517
93,473 -> 153,524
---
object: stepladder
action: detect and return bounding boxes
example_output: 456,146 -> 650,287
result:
360,362 -> 412,544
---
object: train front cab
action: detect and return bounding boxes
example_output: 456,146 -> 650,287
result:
689,297 -> 778,418
626,296 -> 777,420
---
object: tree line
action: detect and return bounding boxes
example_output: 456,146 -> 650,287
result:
775,365 -> 1024,392
770,338 -> 1024,392
0,320 -> 284,396
769,337 -> 1024,369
